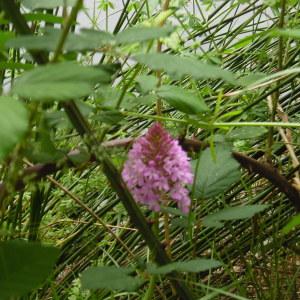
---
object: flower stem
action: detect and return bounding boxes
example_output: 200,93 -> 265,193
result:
156,0 -> 170,116
163,211 -> 172,258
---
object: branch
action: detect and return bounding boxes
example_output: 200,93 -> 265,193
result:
232,151 -> 300,212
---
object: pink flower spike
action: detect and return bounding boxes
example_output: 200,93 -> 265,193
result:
122,122 -> 194,214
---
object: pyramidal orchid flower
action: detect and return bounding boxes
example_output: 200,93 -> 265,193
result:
122,122 -> 193,214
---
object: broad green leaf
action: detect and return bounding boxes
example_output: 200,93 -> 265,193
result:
116,25 -> 174,44
6,29 -> 58,51
81,266 -> 143,292
203,205 -> 269,228
138,94 -> 156,106
281,214 -> 300,234
96,86 -> 137,110
24,13 -> 65,24
147,259 -> 222,275
94,109 -> 124,125
238,72 -> 266,86
134,53 -> 236,84
0,240 -> 59,299
0,97 -> 28,161
12,62 -> 111,102
135,75 -> 158,94
227,127 -> 267,140
157,85 -> 209,114
21,0 -> 76,10
6,28 -> 114,52
0,32 -> 15,50
192,146 -> 241,199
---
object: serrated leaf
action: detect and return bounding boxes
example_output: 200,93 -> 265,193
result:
96,86 -> 137,109
135,75 -> 158,94
157,85 -> 209,114
192,146 -> 241,199
24,13 -> 64,24
134,53 -> 236,84
227,127 -> 268,140
138,94 -> 156,106
0,97 -> 28,161
203,205 -> 269,228
12,62 -> 111,102
116,25 -> 174,44
81,266 -> 144,292
0,240 -> 59,299
6,28 -> 114,52
147,259 -> 222,275
94,110 -> 124,125
21,0 -> 76,10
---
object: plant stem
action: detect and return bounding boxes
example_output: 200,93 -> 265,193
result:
52,0 -> 83,62
156,0 -> 170,116
142,274 -> 157,300
163,211 -> 171,257
123,111 -> 300,129
267,0 -> 287,161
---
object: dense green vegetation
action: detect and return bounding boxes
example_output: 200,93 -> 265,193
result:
0,0 -> 300,299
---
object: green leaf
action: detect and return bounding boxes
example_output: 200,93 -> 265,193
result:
96,86 -> 137,109
227,127 -> 268,140
134,53 -> 236,84
0,31 -> 15,50
157,85 -> 209,114
237,72 -> 266,86
94,109 -> 124,125
147,259 -> 222,275
81,266 -> 144,292
116,25 -> 174,44
281,214 -> 300,234
192,146 -> 241,199
0,240 -> 59,299
160,206 -> 186,217
21,0 -> 76,10
138,94 -> 156,106
203,205 -> 269,228
135,75 -> 158,94
0,97 -> 28,161
24,13 -> 65,24
0,62 -> 33,71
12,62 -> 111,102
171,217 -> 189,229
6,28 -> 114,52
